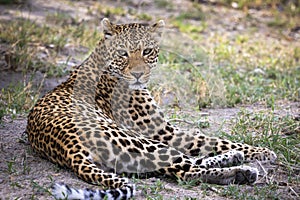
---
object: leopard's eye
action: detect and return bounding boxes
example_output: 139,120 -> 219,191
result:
142,48 -> 152,56
117,50 -> 128,57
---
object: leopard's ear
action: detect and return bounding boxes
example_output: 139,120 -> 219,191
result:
101,18 -> 116,39
150,20 -> 165,41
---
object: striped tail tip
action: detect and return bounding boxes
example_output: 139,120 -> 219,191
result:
52,182 -> 135,200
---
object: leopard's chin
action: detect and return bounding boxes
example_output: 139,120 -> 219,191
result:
129,83 -> 146,90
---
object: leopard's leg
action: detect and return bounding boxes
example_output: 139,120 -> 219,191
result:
172,131 -> 277,162
54,137 -> 135,199
27,118 -> 135,199
113,89 -> 277,162
59,152 -> 135,199
161,125 -> 276,163
166,150 -> 257,185
199,150 -> 245,168
182,165 -> 259,185
156,157 -> 258,185
75,119 -> 258,186
68,148 -> 129,188
61,115 -> 256,185
200,133 -> 276,163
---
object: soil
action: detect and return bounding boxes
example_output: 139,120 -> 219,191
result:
0,0 -> 299,199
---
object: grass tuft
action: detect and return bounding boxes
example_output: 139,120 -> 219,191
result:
0,81 -> 41,121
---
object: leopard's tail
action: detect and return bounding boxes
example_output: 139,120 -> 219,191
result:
52,183 -> 135,200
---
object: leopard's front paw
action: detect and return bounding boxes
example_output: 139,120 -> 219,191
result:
234,166 -> 259,184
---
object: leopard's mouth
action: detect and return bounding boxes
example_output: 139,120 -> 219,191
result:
129,81 -> 146,90
121,73 -> 150,89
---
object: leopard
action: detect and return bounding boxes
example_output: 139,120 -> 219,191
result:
26,18 -> 277,200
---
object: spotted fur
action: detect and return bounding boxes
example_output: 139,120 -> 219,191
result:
26,18 -> 277,200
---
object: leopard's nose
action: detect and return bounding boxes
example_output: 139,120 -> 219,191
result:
130,72 -> 144,79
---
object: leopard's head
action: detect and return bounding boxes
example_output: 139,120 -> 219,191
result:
101,18 -> 165,89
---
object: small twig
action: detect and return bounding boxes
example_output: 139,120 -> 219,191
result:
289,186 -> 299,197
206,186 -> 220,193
277,161 -> 300,171
256,159 -> 268,183
168,118 -> 195,125
256,159 -> 268,176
